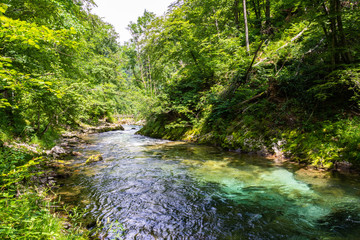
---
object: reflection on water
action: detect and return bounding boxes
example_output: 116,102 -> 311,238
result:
58,125 -> 360,239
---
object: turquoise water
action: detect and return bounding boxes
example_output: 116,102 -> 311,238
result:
58,125 -> 360,239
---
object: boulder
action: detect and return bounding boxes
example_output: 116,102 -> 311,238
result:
71,151 -> 83,156
85,154 -> 103,164
50,146 -> 67,157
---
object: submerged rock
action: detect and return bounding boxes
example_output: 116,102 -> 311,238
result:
71,151 -> 82,156
80,124 -> 124,134
85,154 -> 103,164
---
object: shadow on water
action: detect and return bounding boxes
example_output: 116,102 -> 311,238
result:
57,125 -> 360,240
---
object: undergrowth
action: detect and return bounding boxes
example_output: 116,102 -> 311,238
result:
0,190 -> 87,240
0,146 -> 89,239
140,101 -> 360,170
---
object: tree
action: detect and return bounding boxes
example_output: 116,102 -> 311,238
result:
265,0 -> 271,28
321,0 -> 352,68
137,0 -> 360,139
127,10 -> 156,94
243,0 -> 250,53
0,0 -> 126,139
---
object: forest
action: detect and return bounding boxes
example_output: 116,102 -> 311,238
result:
1,0 -> 360,238
136,0 -> 360,169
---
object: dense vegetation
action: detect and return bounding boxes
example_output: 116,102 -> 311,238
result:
1,0 -> 360,238
133,0 -> 360,169
0,0 -> 135,238
0,0 -> 130,145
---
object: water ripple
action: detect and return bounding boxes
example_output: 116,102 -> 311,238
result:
58,125 -> 360,239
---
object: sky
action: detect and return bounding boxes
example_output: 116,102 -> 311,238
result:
91,0 -> 175,44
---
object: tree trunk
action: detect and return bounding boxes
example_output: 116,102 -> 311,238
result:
251,0 -> 262,29
335,0 -> 352,63
139,57 -> 146,89
147,55 -> 153,96
265,0 -> 271,28
243,0 -> 250,53
234,0 -> 240,30
213,8 -> 221,35
329,0 -> 340,67
37,111 -> 40,132
189,50 -> 203,75
39,121 -> 51,136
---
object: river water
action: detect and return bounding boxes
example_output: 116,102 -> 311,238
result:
58,125 -> 360,239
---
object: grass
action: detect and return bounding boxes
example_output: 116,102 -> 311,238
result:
0,145 -> 89,239
0,190 -> 88,240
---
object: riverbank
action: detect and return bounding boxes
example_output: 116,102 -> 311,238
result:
0,121 -> 125,239
55,124 -> 360,239
138,112 -> 360,174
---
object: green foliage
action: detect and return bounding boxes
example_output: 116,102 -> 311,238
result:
0,0 -> 134,142
0,144 -> 89,239
0,191 -> 60,239
283,117 -> 360,167
0,190 -> 89,240
0,1 -> 136,239
135,0 -> 360,168
0,146 -> 38,189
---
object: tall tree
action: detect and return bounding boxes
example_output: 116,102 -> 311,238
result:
0,0 -> 126,137
251,0 -> 262,29
322,0 -> 352,67
128,11 -> 156,94
334,0 -> 351,64
243,0 -> 250,53
265,0 -> 271,29
234,0 -> 240,30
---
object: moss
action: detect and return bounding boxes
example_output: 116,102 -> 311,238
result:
141,106 -> 360,171
323,162 -> 334,169
85,154 -> 103,164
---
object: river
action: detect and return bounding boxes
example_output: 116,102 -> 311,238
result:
58,125 -> 360,239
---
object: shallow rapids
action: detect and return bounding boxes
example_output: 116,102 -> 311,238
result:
58,125 -> 360,239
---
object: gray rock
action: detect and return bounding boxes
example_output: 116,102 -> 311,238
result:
50,146 -> 67,157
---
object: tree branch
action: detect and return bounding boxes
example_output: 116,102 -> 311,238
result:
219,40 -> 265,100
254,27 -> 308,67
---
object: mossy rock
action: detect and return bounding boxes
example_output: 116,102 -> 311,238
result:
96,125 -> 124,133
323,161 -> 334,170
85,154 -> 103,164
